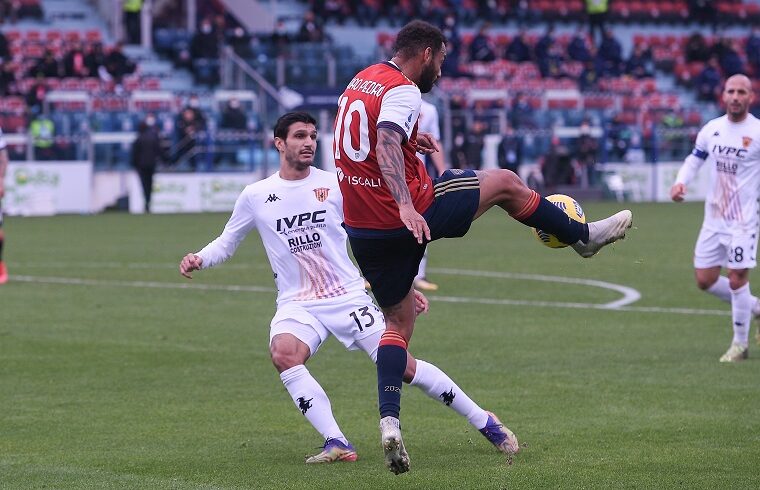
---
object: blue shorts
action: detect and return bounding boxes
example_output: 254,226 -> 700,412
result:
348,169 -> 480,307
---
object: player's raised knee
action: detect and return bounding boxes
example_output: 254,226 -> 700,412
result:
269,339 -> 307,372
478,168 -> 531,206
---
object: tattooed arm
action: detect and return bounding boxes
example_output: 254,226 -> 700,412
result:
376,127 -> 430,243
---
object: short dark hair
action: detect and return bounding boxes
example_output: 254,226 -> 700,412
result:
273,112 -> 317,140
393,20 -> 446,59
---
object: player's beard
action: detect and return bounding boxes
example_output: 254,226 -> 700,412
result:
418,61 -> 438,94
728,103 -> 747,119
287,148 -> 314,171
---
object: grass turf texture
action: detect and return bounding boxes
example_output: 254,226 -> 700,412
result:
1,202 -> 759,489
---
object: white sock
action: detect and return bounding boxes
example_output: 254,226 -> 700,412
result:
279,365 -> 347,444
706,276 -> 732,303
730,283 -> 752,346
707,276 -> 760,315
410,359 -> 489,429
416,250 -> 429,281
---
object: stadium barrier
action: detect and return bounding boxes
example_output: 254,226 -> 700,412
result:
2,158 -> 711,217
126,171 -> 265,214
3,161 -> 92,216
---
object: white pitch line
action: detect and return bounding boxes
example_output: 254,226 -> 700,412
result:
12,275 -> 275,293
12,262 -> 640,307
430,267 -> 641,308
11,274 -> 728,317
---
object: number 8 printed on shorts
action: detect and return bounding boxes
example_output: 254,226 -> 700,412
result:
334,97 -> 370,162
730,246 -> 744,263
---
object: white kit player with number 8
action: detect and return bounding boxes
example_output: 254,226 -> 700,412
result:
671,74 -> 760,362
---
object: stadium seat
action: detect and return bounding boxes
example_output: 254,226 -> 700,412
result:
25,30 -> 41,42
45,30 -> 62,43
85,30 -> 102,43
5,30 -> 21,43
64,31 -> 81,43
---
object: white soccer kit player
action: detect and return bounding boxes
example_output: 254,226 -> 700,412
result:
193,163 -> 505,451
196,167 -> 384,355
415,99 -> 441,162
675,114 -> 760,269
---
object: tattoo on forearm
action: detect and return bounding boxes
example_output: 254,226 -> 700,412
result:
377,128 -> 412,205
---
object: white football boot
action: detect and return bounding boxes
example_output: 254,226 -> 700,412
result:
572,210 -> 633,258
719,343 -> 748,363
379,416 -> 409,475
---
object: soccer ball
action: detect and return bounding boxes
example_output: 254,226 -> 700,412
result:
532,194 -> 586,248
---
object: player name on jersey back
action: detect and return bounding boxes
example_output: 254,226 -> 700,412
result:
345,77 -> 387,97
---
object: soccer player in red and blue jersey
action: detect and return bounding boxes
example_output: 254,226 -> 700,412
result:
334,20 -> 633,474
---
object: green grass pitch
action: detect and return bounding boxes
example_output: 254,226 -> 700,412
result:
2,201 -> 759,489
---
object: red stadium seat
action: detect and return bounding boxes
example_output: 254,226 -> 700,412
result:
0,114 -> 27,132
141,78 -> 161,90
65,31 -> 81,43
83,78 -> 103,92
25,30 -> 41,42
123,77 -> 141,92
547,98 -> 579,110
583,95 -> 616,110
376,32 -> 392,46
45,30 -> 62,43
5,30 -> 21,43
85,30 -> 102,43
24,44 -> 45,59
0,96 -> 26,113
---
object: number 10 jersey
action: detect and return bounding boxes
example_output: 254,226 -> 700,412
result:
333,62 -> 434,232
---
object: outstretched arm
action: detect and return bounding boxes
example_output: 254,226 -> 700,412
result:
376,127 -> 430,244
179,189 -> 257,279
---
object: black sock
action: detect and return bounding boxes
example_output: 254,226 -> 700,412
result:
377,337 -> 407,419
516,195 -> 589,244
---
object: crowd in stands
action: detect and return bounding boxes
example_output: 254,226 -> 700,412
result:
4,0 -> 760,172
0,28 -> 139,132
0,0 -> 43,24
305,0 -> 760,27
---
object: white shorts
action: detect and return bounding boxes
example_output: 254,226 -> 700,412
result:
693,227 -> 758,270
269,289 -> 385,358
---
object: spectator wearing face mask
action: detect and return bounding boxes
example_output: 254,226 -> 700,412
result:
218,98 -> 248,166
191,18 -> 220,59
175,101 -> 206,170
220,98 -> 247,130
131,114 -> 166,213
297,11 -> 326,43
183,96 -> 207,130
228,27 -> 253,58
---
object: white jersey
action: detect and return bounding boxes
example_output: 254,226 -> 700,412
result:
679,114 -> 760,233
416,100 -> 440,162
196,168 -> 366,306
